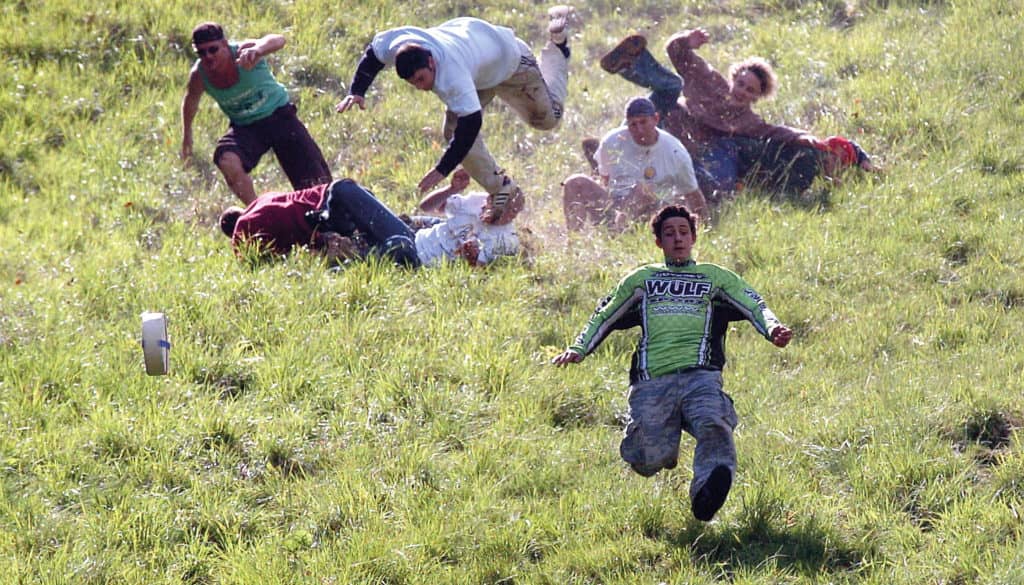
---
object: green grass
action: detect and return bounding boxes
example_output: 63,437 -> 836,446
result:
2,0 -> 1024,583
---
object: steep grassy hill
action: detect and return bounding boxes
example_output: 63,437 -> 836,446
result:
1,1 -> 1023,583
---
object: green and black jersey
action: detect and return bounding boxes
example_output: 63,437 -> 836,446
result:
569,259 -> 782,381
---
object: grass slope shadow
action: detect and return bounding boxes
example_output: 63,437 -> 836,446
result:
662,508 -> 868,577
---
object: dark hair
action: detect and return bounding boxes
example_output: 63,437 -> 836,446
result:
219,206 -> 244,237
650,205 -> 697,240
192,22 -> 225,46
729,57 -> 777,99
395,44 -> 432,80
624,96 -> 657,118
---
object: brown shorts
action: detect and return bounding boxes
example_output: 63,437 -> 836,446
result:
214,103 -> 332,189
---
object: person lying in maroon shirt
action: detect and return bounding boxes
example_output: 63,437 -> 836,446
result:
220,183 -> 328,256
218,179 -> 418,266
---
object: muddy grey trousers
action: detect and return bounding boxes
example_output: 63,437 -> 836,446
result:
619,369 -> 738,501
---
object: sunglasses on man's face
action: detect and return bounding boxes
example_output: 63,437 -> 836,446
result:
195,45 -> 220,57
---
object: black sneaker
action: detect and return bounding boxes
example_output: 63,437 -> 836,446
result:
304,208 -> 325,228
691,465 -> 732,522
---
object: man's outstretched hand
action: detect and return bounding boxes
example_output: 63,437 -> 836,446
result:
551,349 -> 583,367
770,325 -> 793,348
418,169 -> 445,193
336,95 -> 366,113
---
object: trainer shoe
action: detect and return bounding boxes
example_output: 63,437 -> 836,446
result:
548,5 -> 578,45
485,177 -> 524,224
600,34 -> 647,74
691,465 -> 732,522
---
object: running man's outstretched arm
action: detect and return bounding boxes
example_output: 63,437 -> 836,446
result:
336,44 -> 386,113
418,111 -> 483,192
552,269 -> 647,366
235,34 -> 286,70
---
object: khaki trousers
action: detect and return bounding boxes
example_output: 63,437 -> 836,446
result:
442,40 -> 569,194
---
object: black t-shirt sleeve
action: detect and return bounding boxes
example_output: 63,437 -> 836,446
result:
349,45 -> 385,97
434,110 -> 482,176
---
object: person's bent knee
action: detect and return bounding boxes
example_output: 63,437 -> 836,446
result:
379,235 -> 420,268
563,173 -> 595,187
320,179 -> 362,234
692,418 -> 736,444
329,177 -> 362,196
326,178 -> 363,210
629,462 -> 661,477
626,456 -> 676,477
525,106 -> 561,132
562,173 -> 598,196
621,442 -> 677,477
530,118 -> 559,132
214,149 -> 246,173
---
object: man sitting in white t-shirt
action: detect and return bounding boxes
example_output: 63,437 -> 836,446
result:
336,7 -> 579,225
561,97 -> 707,231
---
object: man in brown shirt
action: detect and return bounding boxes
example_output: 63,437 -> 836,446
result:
600,29 -> 872,200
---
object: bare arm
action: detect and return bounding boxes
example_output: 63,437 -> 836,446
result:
236,34 -> 286,70
419,168 -> 471,213
418,184 -> 457,214
673,31 -> 821,146
180,66 -> 204,161
665,29 -> 721,88
682,188 -> 708,221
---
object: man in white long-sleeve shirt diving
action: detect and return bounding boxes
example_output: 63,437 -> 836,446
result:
336,6 -> 579,225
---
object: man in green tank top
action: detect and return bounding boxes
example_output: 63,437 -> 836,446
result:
552,204 -> 793,522
181,23 -> 331,204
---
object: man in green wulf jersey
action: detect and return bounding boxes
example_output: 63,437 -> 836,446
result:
552,204 -> 793,522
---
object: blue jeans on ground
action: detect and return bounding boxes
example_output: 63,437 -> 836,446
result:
696,137 -> 822,195
320,179 -> 420,267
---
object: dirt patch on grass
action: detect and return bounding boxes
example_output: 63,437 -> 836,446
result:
945,407 -> 1021,466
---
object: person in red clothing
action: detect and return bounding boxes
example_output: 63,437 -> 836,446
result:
218,179 -> 419,266
598,29 -> 872,201
220,183 -> 327,256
